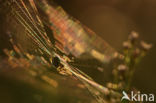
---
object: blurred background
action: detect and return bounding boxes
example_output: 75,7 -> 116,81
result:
0,0 -> 156,102
54,0 -> 156,94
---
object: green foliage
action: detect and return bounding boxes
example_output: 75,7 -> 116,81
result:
106,31 -> 152,102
